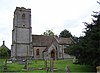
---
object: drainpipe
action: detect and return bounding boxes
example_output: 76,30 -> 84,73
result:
62,45 -> 64,59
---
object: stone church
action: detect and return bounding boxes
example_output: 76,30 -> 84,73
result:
11,7 -> 74,60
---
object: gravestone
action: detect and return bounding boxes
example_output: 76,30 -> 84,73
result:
44,59 -> 49,73
96,66 -> 100,73
3,59 -> 7,71
17,59 -> 25,64
73,57 -> 78,64
65,66 -> 70,73
23,59 -> 28,70
44,59 -> 47,68
7,59 -> 12,64
50,58 -> 54,72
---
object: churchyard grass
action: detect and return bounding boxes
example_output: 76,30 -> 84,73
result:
0,59 -> 4,71
54,59 -> 96,72
0,59 -> 96,73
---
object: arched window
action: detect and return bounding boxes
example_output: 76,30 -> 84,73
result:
36,49 -> 39,55
22,13 -> 25,19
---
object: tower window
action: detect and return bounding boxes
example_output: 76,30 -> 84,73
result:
23,25 -> 25,27
22,13 -> 25,19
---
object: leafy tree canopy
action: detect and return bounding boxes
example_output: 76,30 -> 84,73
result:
43,30 -> 54,36
59,29 -> 72,38
68,12 -> 100,66
0,47 -> 9,59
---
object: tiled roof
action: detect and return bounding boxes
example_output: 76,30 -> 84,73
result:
32,35 -> 75,52
57,37 -> 75,45
32,35 -> 75,47
32,35 -> 55,47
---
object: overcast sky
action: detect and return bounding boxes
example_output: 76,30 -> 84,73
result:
0,0 -> 99,49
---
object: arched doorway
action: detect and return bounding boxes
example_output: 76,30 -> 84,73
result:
51,49 -> 55,60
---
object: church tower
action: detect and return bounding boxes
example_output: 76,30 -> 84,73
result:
11,7 -> 32,59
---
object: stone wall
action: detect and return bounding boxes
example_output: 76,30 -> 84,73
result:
33,47 -> 46,59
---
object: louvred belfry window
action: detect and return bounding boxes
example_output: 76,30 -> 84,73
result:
22,13 -> 25,19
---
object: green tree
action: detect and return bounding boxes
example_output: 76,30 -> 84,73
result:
59,29 -> 77,54
59,29 -> 72,38
43,30 -> 54,36
68,12 -> 100,66
0,47 -> 9,58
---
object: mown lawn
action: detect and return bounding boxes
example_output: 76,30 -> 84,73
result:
54,59 -> 96,73
0,59 -> 96,73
